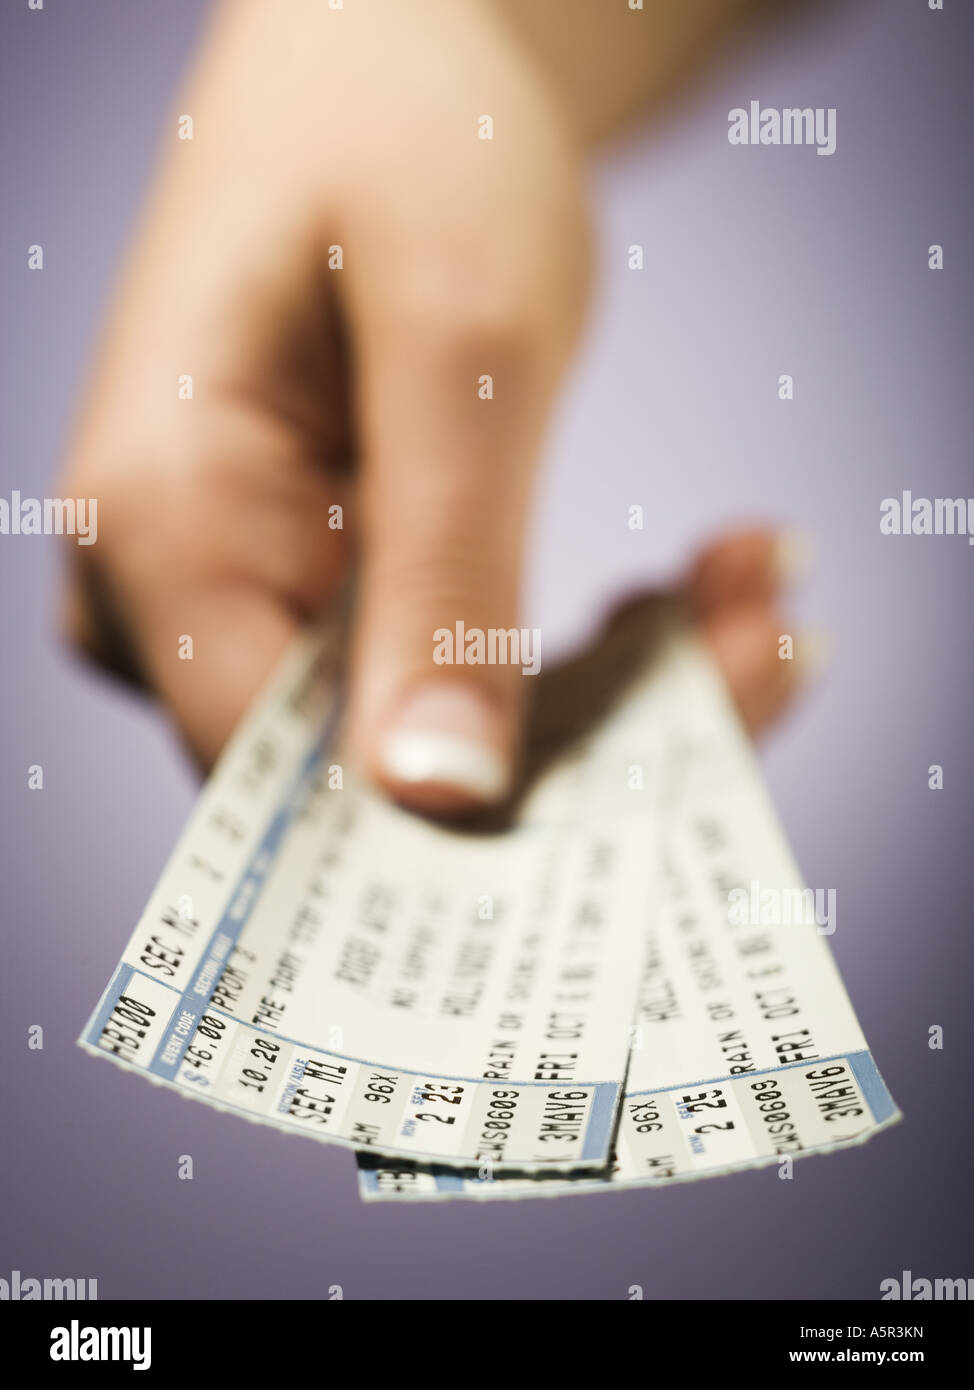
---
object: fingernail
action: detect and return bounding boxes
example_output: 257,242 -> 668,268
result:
378,683 -> 510,803
794,629 -> 832,679
774,529 -> 815,583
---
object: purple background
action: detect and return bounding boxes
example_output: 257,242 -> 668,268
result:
2,0 -> 971,1300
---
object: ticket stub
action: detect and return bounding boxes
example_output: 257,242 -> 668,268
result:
79,621 -> 671,1170
357,639 -> 900,1199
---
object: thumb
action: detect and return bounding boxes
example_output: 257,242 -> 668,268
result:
348,292 -> 557,816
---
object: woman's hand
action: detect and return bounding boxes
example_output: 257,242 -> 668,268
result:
63,0 -> 591,811
61,0 -> 809,813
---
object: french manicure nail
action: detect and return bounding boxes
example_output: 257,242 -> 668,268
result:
378,683 -> 510,802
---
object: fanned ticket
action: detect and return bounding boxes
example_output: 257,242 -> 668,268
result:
79,617 -> 682,1171
358,632 -> 900,1199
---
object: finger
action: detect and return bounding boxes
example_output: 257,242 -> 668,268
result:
700,602 -> 825,735
140,585 -> 300,769
347,278 -> 563,816
686,527 -> 810,618
62,453 -> 349,768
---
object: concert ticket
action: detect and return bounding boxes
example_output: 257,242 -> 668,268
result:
357,635 -> 900,1198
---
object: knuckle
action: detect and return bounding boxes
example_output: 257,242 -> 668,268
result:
368,545 -> 518,625
386,262 -> 542,361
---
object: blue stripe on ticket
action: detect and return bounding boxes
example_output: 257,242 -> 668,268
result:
847,1049 -> 897,1124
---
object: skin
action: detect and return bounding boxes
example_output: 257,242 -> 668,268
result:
61,0 -> 811,812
